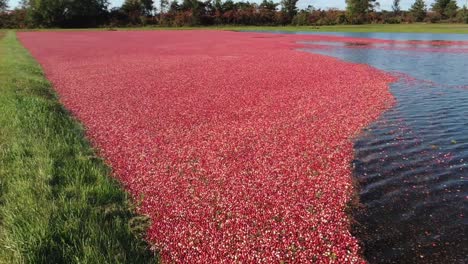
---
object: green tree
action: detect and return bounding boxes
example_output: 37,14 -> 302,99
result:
122,0 -> 144,23
461,5 -> 468,23
222,0 -> 237,12
392,0 -> 401,15
28,0 -> 67,27
26,0 -> 108,27
444,0 -> 459,19
260,0 -> 278,11
159,0 -> 168,21
281,0 -> 299,22
66,0 -> 109,26
346,0 -> 379,23
259,0 -> 278,24
19,0 -> 30,8
431,0 -> 450,17
409,0 -> 426,22
168,0 -> 180,13
179,0 -> 203,25
0,0 -> 8,11
141,0 -> 154,15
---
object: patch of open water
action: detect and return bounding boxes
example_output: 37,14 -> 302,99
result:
298,35 -> 467,263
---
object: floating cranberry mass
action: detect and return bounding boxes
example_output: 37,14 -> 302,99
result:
19,30 -> 398,263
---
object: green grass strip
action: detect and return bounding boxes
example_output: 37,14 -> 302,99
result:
21,23 -> 468,34
228,23 -> 468,34
0,31 -> 158,264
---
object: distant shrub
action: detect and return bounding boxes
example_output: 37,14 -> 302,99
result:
424,12 -> 442,23
403,13 -> 416,23
292,12 -> 309,25
173,11 -> 193,26
455,7 -> 468,24
384,17 -> 401,24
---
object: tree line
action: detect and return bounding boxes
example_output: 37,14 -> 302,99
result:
0,0 -> 467,28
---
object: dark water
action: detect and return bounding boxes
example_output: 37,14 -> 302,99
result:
297,35 -> 468,263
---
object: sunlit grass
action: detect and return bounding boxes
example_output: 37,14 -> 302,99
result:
0,31 -> 158,263
20,23 -> 468,34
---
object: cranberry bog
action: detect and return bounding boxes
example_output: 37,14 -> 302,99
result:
18,30 -> 398,263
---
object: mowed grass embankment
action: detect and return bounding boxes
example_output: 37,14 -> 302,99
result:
234,23 -> 468,34
21,23 -> 468,34
0,31 -> 158,263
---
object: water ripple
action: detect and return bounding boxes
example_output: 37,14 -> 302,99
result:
301,37 -> 468,263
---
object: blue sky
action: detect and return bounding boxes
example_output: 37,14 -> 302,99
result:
7,0 -> 468,10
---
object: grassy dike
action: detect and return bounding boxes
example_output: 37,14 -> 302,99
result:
0,31 -> 158,263
227,23 -> 468,34
23,23 -> 468,34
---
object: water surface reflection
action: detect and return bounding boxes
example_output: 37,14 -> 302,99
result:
301,39 -> 467,263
